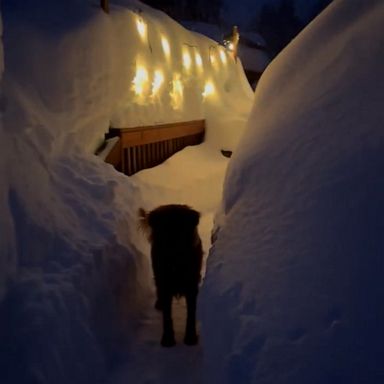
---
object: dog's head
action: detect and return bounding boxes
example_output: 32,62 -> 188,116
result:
138,204 -> 200,243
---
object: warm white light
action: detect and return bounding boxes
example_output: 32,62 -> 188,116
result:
219,49 -> 227,64
195,52 -> 203,68
209,52 -> 217,67
132,66 -> 148,95
202,81 -> 215,98
161,36 -> 170,58
151,70 -> 164,96
136,18 -> 147,40
227,42 -> 234,51
170,74 -> 183,110
182,49 -> 192,71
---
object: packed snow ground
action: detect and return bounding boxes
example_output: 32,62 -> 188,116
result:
108,298 -> 204,384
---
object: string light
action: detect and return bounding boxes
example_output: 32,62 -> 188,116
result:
219,49 -> 227,64
151,69 -> 164,96
182,48 -> 192,71
170,74 -> 183,110
209,50 -> 218,68
161,36 -> 171,58
136,18 -> 147,41
132,65 -> 149,96
195,52 -> 203,69
130,22 -> 223,106
202,81 -> 215,98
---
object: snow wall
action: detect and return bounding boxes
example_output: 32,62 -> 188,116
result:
200,0 -> 384,383
0,1 -> 252,383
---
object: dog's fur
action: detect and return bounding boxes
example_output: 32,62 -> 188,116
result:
139,204 -> 203,347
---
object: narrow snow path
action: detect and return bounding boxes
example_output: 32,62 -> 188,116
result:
107,298 -> 203,384
106,144 -> 228,384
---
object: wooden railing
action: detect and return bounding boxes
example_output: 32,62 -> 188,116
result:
105,120 -> 205,176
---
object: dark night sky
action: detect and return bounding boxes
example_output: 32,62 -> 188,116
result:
221,0 -> 323,27
140,0 -> 332,56
141,0 -> 332,30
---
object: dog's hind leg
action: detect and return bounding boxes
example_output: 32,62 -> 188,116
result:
184,291 -> 198,345
154,284 -> 163,311
161,294 -> 176,347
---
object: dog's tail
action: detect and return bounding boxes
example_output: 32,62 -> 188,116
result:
138,207 -> 147,220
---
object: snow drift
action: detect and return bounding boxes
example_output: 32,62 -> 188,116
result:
0,1 -> 252,383
200,1 -> 384,383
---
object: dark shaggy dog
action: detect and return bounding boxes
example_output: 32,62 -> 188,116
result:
139,204 -> 203,347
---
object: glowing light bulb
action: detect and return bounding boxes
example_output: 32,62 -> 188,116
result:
170,74 -> 183,110
151,69 -> 164,96
182,49 -> 192,71
209,52 -> 217,66
227,42 -> 234,51
202,81 -> 215,98
161,36 -> 170,58
136,18 -> 147,40
195,52 -> 203,68
219,49 -> 227,64
132,66 -> 148,95
173,76 -> 183,95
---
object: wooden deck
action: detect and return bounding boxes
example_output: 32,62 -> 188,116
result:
104,120 -> 205,176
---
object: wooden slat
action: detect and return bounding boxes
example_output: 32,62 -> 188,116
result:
107,120 -> 205,176
104,138 -> 121,168
113,120 -> 205,149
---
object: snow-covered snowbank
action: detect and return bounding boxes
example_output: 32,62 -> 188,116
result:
200,1 -> 384,383
0,1 -> 252,383
0,9 -> 15,302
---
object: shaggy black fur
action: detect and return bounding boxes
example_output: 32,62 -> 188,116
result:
139,204 -> 203,347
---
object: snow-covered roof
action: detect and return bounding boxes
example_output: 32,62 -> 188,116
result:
240,31 -> 266,48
